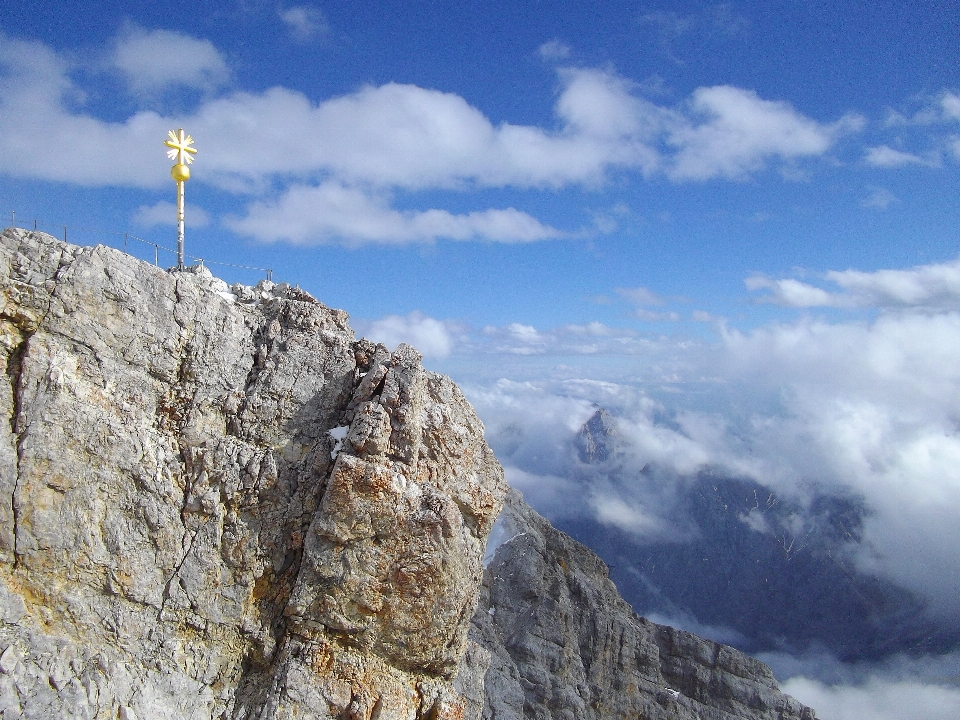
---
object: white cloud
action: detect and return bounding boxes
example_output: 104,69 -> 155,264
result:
711,312 -> 960,617
113,26 -> 230,95
617,286 -> 667,306
782,676 -> 960,720
645,611 -> 748,647
450,284 -> 960,620
361,311 -> 455,359
225,182 -> 559,245
615,286 -> 682,320
0,35 -> 170,188
132,200 -> 210,228
461,378 -> 599,477
746,256 -> 960,310
666,86 -> 858,180
633,309 -> 681,322
0,33 -> 853,197
279,6 -> 329,42
862,187 -> 897,209
538,40 -> 571,60
504,465 -> 583,521
0,31 -> 863,247
761,650 -> 960,720
590,495 -> 673,537
468,321 -> 648,357
865,145 -> 933,168
745,275 -> 841,307
889,91 -> 960,126
826,259 -> 960,309
942,92 -> 960,122
506,323 -> 542,343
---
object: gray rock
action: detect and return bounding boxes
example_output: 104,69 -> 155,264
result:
573,408 -> 620,464
0,228 -> 815,720
472,489 -> 817,720
0,228 -> 506,719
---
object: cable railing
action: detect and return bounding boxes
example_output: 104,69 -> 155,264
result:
5,210 -> 273,283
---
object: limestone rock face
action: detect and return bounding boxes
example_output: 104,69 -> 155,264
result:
0,228 -> 813,720
0,229 -> 506,719
466,489 -> 817,720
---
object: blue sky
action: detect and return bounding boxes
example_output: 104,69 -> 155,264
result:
4,3 -> 960,717
2,1 -> 959,331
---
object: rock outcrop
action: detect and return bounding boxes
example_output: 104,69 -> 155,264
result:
0,228 -> 813,720
468,489 -> 816,719
0,228 -> 505,719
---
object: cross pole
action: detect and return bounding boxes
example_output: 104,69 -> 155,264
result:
163,129 -> 198,270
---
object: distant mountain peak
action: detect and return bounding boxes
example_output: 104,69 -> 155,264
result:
575,407 -> 620,463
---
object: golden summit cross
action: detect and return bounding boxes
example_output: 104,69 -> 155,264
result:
163,129 -> 197,269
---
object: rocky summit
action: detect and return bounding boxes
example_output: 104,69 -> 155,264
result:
0,228 -> 814,719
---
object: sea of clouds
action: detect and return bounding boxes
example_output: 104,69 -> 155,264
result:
364,255 -> 960,720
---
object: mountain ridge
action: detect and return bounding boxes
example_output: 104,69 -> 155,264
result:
0,228 -> 813,719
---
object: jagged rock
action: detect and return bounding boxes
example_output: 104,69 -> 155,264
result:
0,228 -> 814,720
467,489 -> 816,720
0,229 -> 506,719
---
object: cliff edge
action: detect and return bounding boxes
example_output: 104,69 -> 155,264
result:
0,228 -> 813,720
0,228 -> 506,719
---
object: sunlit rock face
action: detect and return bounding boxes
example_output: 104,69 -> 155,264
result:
0,228 -> 505,719
0,228 -> 814,720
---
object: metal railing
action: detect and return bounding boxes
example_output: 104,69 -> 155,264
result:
6,210 -> 273,282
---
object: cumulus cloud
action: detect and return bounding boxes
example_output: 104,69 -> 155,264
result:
712,312 -> 960,616
745,275 -> 841,307
0,35 -> 170,187
887,91 -> 960,126
113,26 -> 230,95
462,378 -> 599,478
360,311 -> 455,359
504,465 -> 584,521
226,182 -> 559,245
0,32 -> 853,197
666,86 -> 859,180
612,287 -> 682,321
132,200 -> 210,228
279,5 -> 329,42
746,256 -> 960,310
757,650 -> 960,720
590,495 -> 674,537
0,30 -> 870,247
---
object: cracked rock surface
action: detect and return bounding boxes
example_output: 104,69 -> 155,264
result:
0,229 -> 813,720
0,229 -> 506,719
